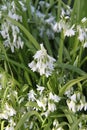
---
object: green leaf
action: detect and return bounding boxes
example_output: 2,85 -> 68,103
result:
25,101 -> 41,110
55,61 -> 86,76
59,75 -> 87,96
71,0 -> 87,24
15,111 -> 43,130
70,115 -> 87,130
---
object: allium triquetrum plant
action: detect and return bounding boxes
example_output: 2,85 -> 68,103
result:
0,0 -> 87,130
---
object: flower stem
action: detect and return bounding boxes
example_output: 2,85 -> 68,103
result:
58,30 -> 64,63
57,0 -> 62,21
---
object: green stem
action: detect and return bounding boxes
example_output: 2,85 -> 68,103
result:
68,0 -> 72,6
24,71 -> 32,86
58,30 -> 64,63
80,56 -> 87,67
1,121 -> 4,130
57,0 -> 62,21
71,35 -> 79,61
78,45 -> 83,67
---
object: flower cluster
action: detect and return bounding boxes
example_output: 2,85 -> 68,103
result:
27,85 -> 61,118
77,20 -> 87,48
0,1 -> 24,52
0,103 -> 16,130
65,89 -> 87,113
28,44 -> 56,77
0,102 -> 16,119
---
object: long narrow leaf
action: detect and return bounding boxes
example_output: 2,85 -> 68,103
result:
70,115 -> 87,130
55,61 -> 86,76
15,111 -> 43,130
59,75 -> 87,96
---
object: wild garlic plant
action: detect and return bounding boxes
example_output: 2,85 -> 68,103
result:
0,0 -> 87,130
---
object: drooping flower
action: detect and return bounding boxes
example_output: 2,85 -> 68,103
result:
67,99 -> 76,112
77,25 -> 87,42
64,25 -> 75,37
0,103 -> 16,120
36,85 -> 45,95
36,97 -> 47,111
48,102 -> 56,112
52,19 -> 75,37
67,92 -> 87,113
83,42 -> 87,48
81,17 -> 87,23
28,90 -> 36,101
28,44 -> 56,77
49,92 -> 60,103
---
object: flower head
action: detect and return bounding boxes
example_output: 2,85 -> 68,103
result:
28,90 -> 36,101
28,44 -> 56,77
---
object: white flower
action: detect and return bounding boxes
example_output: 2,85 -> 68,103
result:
81,17 -> 87,23
5,126 -> 14,130
77,26 -> 87,42
36,10 -> 45,19
49,92 -> 60,102
5,103 -> 16,117
0,21 -> 9,39
48,102 -> 56,112
0,103 -> 16,120
70,93 -> 76,102
52,20 -> 75,37
41,110 -> 49,117
67,100 -> 76,112
53,119 -> 59,127
29,61 -> 37,72
28,44 -> 56,77
19,1 -> 27,11
52,119 -> 64,130
36,85 -> 45,95
28,90 -> 36,101
52,22 -> 58,32
83,42 -> 87,48
0,113 -> 8,120
52,20 -> 65,33
64,25 -> 75,37
39,1 -> 50,8
0,1 -> 24,52
1,5 -> 7,10
33,44 -> 47,59
64,87 -> 74,97
8,11 -> 22,22
0,20 -> 24,52
29,121 -> 33,129
45,16 -> 55,24
36,97 -> 47,111
77,102 -> 84,111
84,103 -> 87,111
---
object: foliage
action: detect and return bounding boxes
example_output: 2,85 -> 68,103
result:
0,0 -> 87,130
